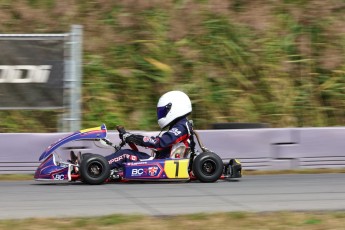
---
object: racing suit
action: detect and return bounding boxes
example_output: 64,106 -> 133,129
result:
105,117 -> 193,169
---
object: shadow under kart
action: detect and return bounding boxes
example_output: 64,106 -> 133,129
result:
34,124 -> 242,185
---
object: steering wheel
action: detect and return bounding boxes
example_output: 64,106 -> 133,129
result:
116,125 -> 139,151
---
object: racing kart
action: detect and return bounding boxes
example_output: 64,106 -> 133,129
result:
34,124 -> 242,185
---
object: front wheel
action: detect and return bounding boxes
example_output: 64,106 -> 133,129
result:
80,154 -> 110,185
192,152 -> 223,183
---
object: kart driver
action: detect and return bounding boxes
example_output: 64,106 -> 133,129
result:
105,90 -> 193,170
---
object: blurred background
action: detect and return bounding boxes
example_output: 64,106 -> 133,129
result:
0,0 -> 345,133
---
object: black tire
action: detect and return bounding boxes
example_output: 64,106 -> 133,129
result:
78,153 -> 94,165
80,154 -> 110,185
81,153 -> 94,158
192,152 -> 223,183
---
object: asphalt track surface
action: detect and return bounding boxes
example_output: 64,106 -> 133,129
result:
1,173 -> 345,219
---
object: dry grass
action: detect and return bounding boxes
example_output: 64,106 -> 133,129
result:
1,0 -> 345,132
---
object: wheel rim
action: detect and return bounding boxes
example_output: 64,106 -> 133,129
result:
201,159 -> 217,176
87,161 -> 104,178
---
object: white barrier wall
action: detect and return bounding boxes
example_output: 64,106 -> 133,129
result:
1,127 -> 345,174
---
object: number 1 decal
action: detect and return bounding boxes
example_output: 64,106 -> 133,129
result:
174,161 -> 179,177
164,159 -> 189,179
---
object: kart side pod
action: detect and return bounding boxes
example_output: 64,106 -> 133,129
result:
80,155 -> 191,185
78,152 -> 240,185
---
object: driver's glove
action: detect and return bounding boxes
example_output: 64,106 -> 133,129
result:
123,133 -> 145,146
117,126 -> 126,140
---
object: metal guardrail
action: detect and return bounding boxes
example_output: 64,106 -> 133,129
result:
1,128 -> 345,174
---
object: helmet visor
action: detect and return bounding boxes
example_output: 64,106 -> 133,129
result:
157,103 -> 172,120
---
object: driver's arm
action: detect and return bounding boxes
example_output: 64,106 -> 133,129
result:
129,125 -> 189,150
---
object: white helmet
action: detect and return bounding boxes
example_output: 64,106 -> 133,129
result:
157,91 -> 192,129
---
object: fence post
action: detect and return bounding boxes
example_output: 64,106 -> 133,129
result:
62,25 -> 83,132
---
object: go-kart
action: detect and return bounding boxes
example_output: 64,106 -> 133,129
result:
34,124 -> 242,185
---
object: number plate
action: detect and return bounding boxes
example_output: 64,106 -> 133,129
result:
164,159 -> 189,179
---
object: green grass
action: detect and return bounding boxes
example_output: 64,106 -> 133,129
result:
1,212 -> 345,229
0,174 -> 34,181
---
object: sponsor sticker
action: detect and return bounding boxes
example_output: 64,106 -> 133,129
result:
0,65 -> 52,83
108,154 -> 138,164
53,174 -> 65,180
126,162 -> 147,166
127,163 -> 163,178
143,136 -> 159,144
169,128 -> 181,136
131,168 -> 148,176
148,166 -> 159,176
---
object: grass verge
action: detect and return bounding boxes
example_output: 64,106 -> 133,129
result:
1,211 -> 345,229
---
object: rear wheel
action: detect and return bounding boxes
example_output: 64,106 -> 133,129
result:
80,154 -> 110,185
192,152 -> 223,183
78,153 -> 94,165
